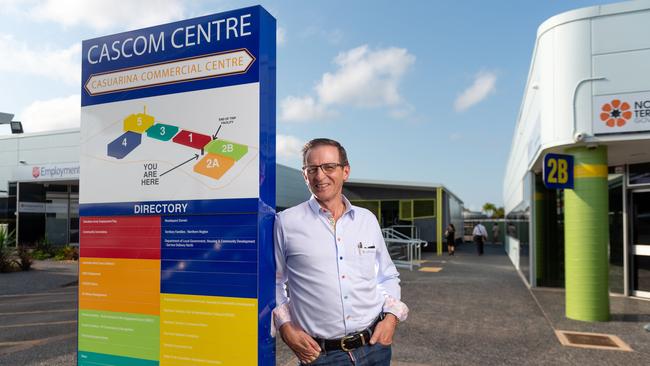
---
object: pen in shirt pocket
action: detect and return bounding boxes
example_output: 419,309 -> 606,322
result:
358,242 -> 375,255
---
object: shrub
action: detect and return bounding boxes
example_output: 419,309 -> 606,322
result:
35,236 -> 54,256
54,245 -> 79,261
0,227 -> 16,272
16,246 -> 33,271
0,228 -> 17,273
32,249 -> 53,260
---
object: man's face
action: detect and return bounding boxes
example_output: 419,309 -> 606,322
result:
303,145 -> 350,204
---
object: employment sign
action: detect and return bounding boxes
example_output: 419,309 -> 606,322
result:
79,6 -> 276,366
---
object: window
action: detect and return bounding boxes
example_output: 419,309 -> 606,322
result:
350,200 -> 381,222
399,199 -> 435,220
399,200 -> 412,220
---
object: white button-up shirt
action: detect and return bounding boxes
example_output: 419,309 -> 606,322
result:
472,223 -> 488,237
274,196 -> 406,339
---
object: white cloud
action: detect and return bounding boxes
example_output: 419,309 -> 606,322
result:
279,96 -> 332,122
19,95 -> 80,133
0,34 -> 80,85
302,26 -> 344,45
0,0 -> 28,15
317,45 -> 414,107
29,0 -> 186,31
276,134 -> 304,160
389,103 -> 415,120
454,71 -> 497,112
280,45 -> 415,122
449,132 -> 462,141
277,26 -> 287,46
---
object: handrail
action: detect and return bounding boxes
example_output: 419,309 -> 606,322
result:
388,225 -> 421,240
382,227 -> 426,270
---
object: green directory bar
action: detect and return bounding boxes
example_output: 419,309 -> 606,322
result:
78,309 -> 160,361
146,123 -> 179,141
204,139 -> 248,161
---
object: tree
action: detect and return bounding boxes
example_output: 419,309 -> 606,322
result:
494,207 -> 505,218
482,202 -> 497,217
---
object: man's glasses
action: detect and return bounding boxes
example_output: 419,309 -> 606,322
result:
302,163 -> 345,175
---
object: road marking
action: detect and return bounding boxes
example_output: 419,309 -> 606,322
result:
0,320 -> 77,329
0,299 -> 76,307
0,332 -> 76,356
0,291 -> 76,299
418,267 -> 442,273
0,308 -> 77,316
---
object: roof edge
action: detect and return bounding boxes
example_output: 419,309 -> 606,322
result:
537,0 -> 650,37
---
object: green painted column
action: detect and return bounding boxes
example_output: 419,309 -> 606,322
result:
436,187 -> 442,256
564,146 -> 609,322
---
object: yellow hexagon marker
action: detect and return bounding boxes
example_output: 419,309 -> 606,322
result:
124,106 -> 155,134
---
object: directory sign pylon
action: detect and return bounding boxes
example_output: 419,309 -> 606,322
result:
79,6 -> 276,366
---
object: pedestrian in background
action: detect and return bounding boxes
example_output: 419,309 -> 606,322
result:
492,223 -> 500,244
472,222 -> 488,256
445,223 -> 456,256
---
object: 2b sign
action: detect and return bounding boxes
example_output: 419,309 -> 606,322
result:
543,153 -> 574,189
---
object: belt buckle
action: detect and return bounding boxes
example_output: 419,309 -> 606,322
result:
340,334 -> 355,352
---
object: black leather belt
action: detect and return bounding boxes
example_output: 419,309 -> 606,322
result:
314,316 -> 382,352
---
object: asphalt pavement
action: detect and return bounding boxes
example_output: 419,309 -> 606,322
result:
1,244 -> 650,365
0,261 -> 78,366
277,243 -> 650,366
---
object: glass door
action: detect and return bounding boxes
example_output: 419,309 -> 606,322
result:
608,175 -> 624,294
45,184 -> 69,246
631,190 -> 650,298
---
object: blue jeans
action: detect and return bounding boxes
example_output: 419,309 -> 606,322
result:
301,343 -> 392,366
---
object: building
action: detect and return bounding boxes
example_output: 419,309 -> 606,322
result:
504,1 -> 650,321
0,128 -> 463,253
344,179 -> 464,253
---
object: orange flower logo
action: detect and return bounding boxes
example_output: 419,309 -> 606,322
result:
600,99 -> 631,127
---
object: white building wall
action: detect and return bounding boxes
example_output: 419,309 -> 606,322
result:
505,1 -> 650,214
0,129 -> 80,196
0,138 -> 19,194
504,1 -> 650,274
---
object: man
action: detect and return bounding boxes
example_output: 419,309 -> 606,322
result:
274,138 -> 408,365
472,222 -> 488,256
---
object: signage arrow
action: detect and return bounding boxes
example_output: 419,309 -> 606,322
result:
160,154 -> 199,177
85,48 -> 256,96
212,125 -> 222,140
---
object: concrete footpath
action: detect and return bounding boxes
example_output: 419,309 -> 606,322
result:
1,245 -> 649,365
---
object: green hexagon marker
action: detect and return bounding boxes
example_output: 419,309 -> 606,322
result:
145,123 -> 179,141
204,139 -> 248,161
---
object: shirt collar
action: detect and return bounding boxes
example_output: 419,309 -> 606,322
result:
308,195 -> 356,219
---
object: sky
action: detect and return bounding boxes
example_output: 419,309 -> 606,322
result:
0,0 -> 619,211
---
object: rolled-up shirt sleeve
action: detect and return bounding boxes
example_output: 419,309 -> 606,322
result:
373,219 -> 409,322
272,214 -> 292,335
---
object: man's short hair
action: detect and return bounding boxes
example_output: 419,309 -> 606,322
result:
302,138 -> 349,166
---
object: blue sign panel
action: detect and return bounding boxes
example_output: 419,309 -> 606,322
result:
107,131 -> 142,159
543,153 -> 574,189
79,6 -> 275,366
